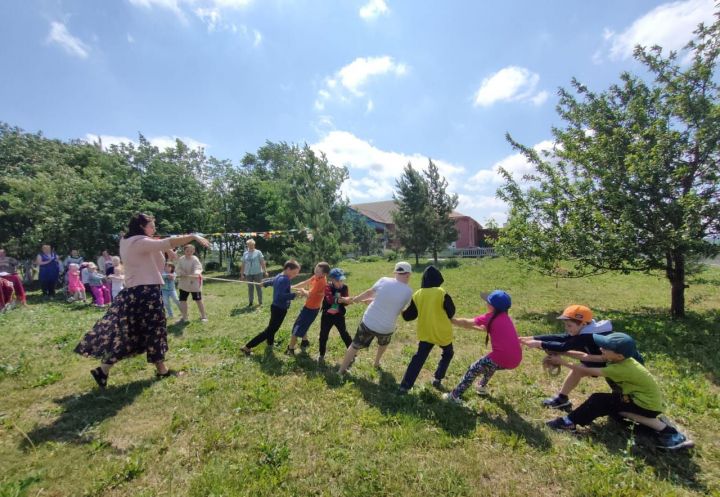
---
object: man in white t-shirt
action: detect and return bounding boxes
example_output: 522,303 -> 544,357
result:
338,261 -> 414,374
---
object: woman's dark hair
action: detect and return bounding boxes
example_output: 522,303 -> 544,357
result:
124,213 -> 155,238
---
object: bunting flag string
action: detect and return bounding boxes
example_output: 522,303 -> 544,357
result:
159,228 -> 313,241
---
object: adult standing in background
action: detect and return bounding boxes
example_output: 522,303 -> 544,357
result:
64,249 -> 84,271
240,239 -> 268,306
0,248 -> 27,306
176,244 -> 208,322
75,213 -> 210,388
36,244 -> 60,297
97,250 -> 114,276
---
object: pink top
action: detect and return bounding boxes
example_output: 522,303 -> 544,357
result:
68,270 -> 84,292
119,235 -> 173,288
474,311 -> 522,369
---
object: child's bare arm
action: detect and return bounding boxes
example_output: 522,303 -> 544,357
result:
451,317 -> 476,328
291,277 -> 313,290
562,350 -> 605,362
546,355 -> 605,377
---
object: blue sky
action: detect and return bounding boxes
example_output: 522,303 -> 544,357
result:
1,0 -> 715,225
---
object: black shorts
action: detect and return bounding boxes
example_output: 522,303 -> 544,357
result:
179,289 -> 202,301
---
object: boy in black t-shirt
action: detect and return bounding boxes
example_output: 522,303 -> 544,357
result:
317,268 -> 353,365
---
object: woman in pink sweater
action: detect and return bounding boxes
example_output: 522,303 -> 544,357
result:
75,213 -> 209,388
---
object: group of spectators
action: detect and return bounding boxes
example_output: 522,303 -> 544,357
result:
0,245 -> 123,310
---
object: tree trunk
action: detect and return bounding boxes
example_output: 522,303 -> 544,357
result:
433,249 -> 438,265
415,253 -> 420,266
667,251 -> 686,318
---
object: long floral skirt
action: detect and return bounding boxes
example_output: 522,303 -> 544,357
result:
74,285 -> 168,364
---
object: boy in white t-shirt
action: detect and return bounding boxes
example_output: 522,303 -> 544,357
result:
338,262 -> 413,374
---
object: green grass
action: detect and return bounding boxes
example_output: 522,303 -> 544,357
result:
0,258 -> 719,497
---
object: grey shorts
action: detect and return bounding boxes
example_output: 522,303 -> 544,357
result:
351,321 -> 393,349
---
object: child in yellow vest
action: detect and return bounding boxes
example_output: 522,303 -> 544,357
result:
398,265 -> 456,393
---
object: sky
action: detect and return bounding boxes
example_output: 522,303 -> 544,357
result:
1,0 -> 716,226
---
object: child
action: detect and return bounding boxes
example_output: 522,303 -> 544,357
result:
87,263 -> 111,307
398,265 -> 456,393
443,290 -> 522,403
520,305 -> 615,410
80,262 -> 91,296
241,260 -> 306,355
107,256 -> 125,300
161,262 -> 181,318
317,268 -> 353,365
176,244 -> 208,322
545,332 -> 694,450
285,262 -> 331,355
66,263 -> 86,302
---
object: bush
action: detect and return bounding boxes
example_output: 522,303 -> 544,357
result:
204,261 -> 221,271
442,259 -> 460,269
384,250 -> 398,262
359,255 -> 382,263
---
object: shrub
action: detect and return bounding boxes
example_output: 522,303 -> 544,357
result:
205,261 -> 221,271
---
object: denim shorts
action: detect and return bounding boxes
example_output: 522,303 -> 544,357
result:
351,321 -> 393,349
291,306 -> 321,338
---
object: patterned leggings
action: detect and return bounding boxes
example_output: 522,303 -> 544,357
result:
451,355 -> 501,398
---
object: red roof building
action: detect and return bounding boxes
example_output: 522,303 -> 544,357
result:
349,200 -> 483,249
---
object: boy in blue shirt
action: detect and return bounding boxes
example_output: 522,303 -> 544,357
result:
241,260 -> 306,355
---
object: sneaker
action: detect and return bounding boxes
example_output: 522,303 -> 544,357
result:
398,386 -> 409,395
431,378 -> 443,390
542,395 -> 572,410
317,355 -> 325,366
656,431 -> 695,450
475,386 -> 490,396
284,347 -> 295,356
300,340 -> 310,352
442,392 -> 463,405
240,347 -> 252,356
546,417 -> 576,432
200,317 -> 209,322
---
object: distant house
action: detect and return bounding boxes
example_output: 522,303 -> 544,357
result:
349,200 -> 483,249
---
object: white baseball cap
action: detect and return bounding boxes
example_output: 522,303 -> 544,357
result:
393,261 -> 412,274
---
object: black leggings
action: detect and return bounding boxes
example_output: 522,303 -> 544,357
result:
318,313 -> 352,356
245,305 -> 288,349
40,279 -> 56,296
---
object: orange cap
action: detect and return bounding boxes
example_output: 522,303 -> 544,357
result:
557,305 -> 592,324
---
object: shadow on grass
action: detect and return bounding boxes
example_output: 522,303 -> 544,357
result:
21,379 -> 155,449
578,421 -> 706,493
167,319 -> 190,337
230,305 -> 261,317
515,308 -> 720,384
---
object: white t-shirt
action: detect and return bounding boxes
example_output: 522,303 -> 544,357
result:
361,277 -> 413,334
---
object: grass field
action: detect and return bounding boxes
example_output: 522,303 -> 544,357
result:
1,258 -> 719,497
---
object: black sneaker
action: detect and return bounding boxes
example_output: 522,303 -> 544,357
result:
656,431 -> 695,450
431,378 -> 443,390
284,347 -> 295,356
300,339 -> 310,352
542,395 -> 572,410
546,417 -> 576,432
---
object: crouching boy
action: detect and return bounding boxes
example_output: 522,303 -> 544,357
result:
545,332 -> 694,450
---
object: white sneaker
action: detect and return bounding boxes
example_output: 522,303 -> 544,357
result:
475,386 -> 489,396
443,392 -> 463,405
200,317 -> 209,322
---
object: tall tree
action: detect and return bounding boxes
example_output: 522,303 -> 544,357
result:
393,163 -> 431,265
424,159 -> 458,264
498,19 -> 720,318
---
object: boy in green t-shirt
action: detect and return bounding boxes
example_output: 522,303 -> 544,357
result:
545,333 -> 694,450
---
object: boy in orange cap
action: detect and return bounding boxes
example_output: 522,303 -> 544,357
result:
520,305 -> 616,410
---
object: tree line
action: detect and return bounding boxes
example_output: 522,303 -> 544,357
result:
0,126 -> 457,269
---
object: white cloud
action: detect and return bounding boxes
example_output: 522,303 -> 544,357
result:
604,0 -> 715,60
85,133 -> 208,151
127,33 -> 135,43
315,56 -> 408,111
473,66 -> 548,107
359,0 -> 389,20
46,22 -> 90,58
312,130 -> 465,204
128,0 -> 258,39
467,140 -> 554,187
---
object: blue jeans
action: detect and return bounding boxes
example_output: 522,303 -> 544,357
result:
162,289 -> 181,317
400,341 -> 454,390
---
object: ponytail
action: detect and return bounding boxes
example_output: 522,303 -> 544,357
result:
484,310 -> 503,346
